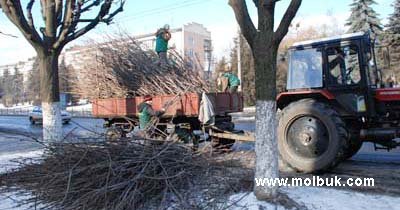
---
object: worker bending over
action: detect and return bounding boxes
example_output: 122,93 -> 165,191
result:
138,95 -> 164,130
222,67 -> 241,93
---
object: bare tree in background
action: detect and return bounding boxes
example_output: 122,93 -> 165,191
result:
229,0 -> 302,199
0,0 -> 125,142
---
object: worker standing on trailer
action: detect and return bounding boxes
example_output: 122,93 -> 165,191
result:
155,24 -> 172,66
138,95 -> 164,130
222,67 -> 241,93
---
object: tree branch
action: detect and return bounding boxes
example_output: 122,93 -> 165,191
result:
26,0 -> 35,28
274,0 -> 302,45
63,0 -> 124,45
40,0 -> 46,22
44,0 -> 57,41
0,30 -> 18,38
229,0 -> 257,48
80,0 -> 101,13
0,0 -> 43,48
54,0 -> 76,49
257,0 -> 275,32
55,0 -> 63,25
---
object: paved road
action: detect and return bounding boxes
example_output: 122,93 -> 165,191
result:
0,115 -> 399,160
0,116 -> 104,154
0,114 -> 398,164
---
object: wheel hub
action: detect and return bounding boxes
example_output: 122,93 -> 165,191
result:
287,116 -> 329,158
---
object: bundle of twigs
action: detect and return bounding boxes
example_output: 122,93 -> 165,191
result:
72,34 -> 209,99
0,141 -> 245,210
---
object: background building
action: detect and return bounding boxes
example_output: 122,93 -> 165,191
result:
0,58 -> 35,84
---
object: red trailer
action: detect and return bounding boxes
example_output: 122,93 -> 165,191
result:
92,92 -> 251,147
92,92 -> 243,118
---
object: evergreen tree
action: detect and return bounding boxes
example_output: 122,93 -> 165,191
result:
27,58 -> 41,105
386,0 -> 400,45
0,76 -> 4,99
1,69 -> 13,106
214,57 -> 228,91
215,57 -> 228,75
238,34 -> 256,106
346,0 -> 383,39
230,36 -> 239,75
12,68 -> 24,104
230,32 -> 256,106
59,58 -> 70,93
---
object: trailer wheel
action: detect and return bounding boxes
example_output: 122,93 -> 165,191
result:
278,99 -> 348,173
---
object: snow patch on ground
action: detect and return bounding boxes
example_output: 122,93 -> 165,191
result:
0,150 -> 43,174
0,192 -> 36,210
0,150 -> 44,209
229,187 -> 400,210
229,192 -> 286,209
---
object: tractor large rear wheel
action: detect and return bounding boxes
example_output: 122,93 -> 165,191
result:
343,138 -> 362,159
278,99 -> 348,173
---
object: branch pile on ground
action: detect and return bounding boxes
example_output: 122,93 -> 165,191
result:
72,35 -> 209,99
0,141 -> 246,209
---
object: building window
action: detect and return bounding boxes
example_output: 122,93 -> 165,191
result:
188,36 -> 194,46
204,39 -> 212,51
188,49 -> 194,57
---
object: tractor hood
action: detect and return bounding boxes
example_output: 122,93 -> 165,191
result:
375,88 -> 400,102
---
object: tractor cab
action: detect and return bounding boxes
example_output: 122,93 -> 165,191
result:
280,32 -> 388,118
277,32 -> 400,174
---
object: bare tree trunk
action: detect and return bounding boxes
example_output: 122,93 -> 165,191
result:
229,0 -> 302,201
38,52 -> 62,142
0,0 -> 124,143
253,46 -> 279,199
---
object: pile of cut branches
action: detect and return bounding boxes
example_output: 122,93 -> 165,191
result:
0,141 -> 246,210
72,35 -> 209,99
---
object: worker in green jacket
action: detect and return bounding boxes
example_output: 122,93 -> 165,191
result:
155,24 -> 171,66
223,67 -> 241,93
138,95 -> 164,130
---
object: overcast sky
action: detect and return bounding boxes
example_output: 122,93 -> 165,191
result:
0,0 -> 394,65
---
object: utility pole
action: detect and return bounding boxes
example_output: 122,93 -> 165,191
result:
237,29 -> 242,91
204,39 -> 213,86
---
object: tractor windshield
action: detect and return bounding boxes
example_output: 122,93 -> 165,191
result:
287,48 -> 323,90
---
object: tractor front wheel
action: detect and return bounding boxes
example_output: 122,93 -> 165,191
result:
278,99 -> 348,173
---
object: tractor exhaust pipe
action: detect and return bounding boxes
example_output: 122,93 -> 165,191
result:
360,128 -> 400,148
360,128 -> 400,141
